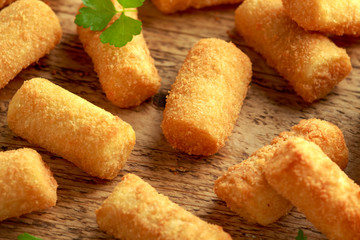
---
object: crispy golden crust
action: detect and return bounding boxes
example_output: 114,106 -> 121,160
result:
96,174 -> 232,240
214,118 -> 348,225
282,0 -> 360,36
265,138 -> 360,240
235,0 -> 352,103
0,0 -> 16,8
0,148 -> 57,222
0,0 -> 61,89
77,2 -> 161,108
161,38 -> 252,156
151,0 -> 243,14
273,118 -> 349,170
7,78 -> 136,179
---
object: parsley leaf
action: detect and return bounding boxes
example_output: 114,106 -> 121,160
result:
17,233 -> 42,240
75,0 -> 143,48
75,0 -> 117,31
117,0 -> 144,8
296,229 -> 307,240
100,12 -> 142,48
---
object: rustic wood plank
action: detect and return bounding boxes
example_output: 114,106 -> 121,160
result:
0,0 -> 359,239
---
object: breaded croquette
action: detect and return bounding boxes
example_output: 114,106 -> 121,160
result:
77,2 -> 161,108
282,0 -> 360,36
0,0 -> 16,8
162,38 -> 252,156
96,174 -> 232,240
235,0 -> 352,103
7,78 -> 136,180
214,119 -> 348,225
265,138 -> 360,240
152,0 -> 243,14
0,0 -> 61,89
0,148 -> 57,222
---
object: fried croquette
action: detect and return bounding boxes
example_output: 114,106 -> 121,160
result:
161,38 -> 252,156
235,0 -> 352,103
282,0 -> 360,36
214,119 -> 348,225
0,0 -> 61,89
151,0 -> 243,14
96,174 -> 232,240
77,2 -> 161,108
7,78 -> 136,180
0,148 -> 57,222
265,138 -> 360,240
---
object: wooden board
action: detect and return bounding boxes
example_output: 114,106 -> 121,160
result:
1,0 -> 360,239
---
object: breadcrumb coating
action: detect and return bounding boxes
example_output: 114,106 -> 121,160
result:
265,138 -> 360,240
0,0 -> 61,89
77,2 -> 161,108
162,38 -> 252,156
282,0 -> 360,36
0,148 -> 57,222
0,0 -> 16,8
235,0 -> 352,103
151,0 -> 243,14
7,78 -> 136,179
214,119 -> 348,225
96,174 -> 232,240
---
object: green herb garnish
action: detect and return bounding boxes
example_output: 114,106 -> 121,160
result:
296,229 -> 307,240
17,233 -> 42,240
75,0 -> 144,48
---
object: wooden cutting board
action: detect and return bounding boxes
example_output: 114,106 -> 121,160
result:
0,0 -> 359,239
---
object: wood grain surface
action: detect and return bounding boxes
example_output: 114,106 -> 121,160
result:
0,0 -> 359,239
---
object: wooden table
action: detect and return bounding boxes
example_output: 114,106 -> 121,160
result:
0,0 -> 359,239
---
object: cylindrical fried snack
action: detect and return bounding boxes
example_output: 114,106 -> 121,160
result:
282,0 -> 360,36
214,119 -> 348,225
265,138 -> 360,240
0,0 -> 17,8
96,173 -> 232,240
151,0 -> 243,14
161,38 -> 252,156
0,148 -> 57,222
235,0 -> 352,103
7,78 -> 136,179
0,0 -> 61,89
77,2 -> 161,108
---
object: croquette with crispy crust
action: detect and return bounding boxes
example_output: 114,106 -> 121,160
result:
7,78 -> 136,180
265,138 -> 360,240
214,119 -> 348,225
282,0 -> 360,36
162,38 -> 252,156
235,0 -> 352,103
0,0 -> 61,89
151,0 -> 243,14
0,148 -> 57,222
96,174 -> 232,240
77,2 -> 161,108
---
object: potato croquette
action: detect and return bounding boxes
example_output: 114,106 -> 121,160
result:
77,2 -> 161,108
0,148 -> 57,222
151,0 -> 243,14
265,138 -> 360,240
7,78 -> 136,180
282,0 -> 360,36
0,0 -> 17,8
0,0 -> 61,89
235,0 -> 352,103
214,119 -> 348,225
96,174 -> 232,240
162,38 -> 252,156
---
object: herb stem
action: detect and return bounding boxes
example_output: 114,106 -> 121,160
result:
117,9 -> 138,13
